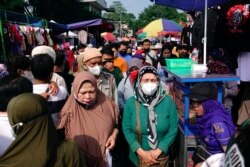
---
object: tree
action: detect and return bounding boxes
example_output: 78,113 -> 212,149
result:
103,1 -> 127,21
0,0 -> 27,13
135,5 -> 186,30
103,1 -> 136,35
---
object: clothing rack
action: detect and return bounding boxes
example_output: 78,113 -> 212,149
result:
0,9 -> 48,63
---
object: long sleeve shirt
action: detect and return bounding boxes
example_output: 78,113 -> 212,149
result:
122,95 -> 178,166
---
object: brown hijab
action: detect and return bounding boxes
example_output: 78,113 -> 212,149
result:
57,71 -> 118,166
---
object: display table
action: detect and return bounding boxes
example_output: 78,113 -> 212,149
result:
165,67 -> 240,167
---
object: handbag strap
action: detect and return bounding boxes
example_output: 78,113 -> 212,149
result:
243,101 -> 250,117
135,100 -> 142,145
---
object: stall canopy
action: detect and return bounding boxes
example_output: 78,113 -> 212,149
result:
49,19 -> 113,31
154,0 -> 230,11
0,9 -> 45,63
153,0 -> 230,65
0,9 -> 44,25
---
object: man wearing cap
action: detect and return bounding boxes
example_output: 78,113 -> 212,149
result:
189,82 -> 235,165
77,48 -> 118,104
31,45 -> 67,92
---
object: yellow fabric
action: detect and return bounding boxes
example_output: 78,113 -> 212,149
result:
143,19 -> 164,38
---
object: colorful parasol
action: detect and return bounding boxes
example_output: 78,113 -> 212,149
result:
137,19 -> 182,38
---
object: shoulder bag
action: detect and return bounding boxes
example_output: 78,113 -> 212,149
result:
192,145 -> 212,164
135,101 -> 169,167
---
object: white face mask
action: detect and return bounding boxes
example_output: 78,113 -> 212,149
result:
88,65 -> 101,76
141,82 -> 158,96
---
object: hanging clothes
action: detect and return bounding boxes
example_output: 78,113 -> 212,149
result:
78,30 -> 87,44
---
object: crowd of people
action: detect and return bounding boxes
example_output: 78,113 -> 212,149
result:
0,32 -> 250,167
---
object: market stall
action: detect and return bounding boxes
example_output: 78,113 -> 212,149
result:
0,9 -> 52,63
165,67 -> 239,166
49,19 -> 114,47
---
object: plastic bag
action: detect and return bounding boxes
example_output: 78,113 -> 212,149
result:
105,149 -> 112,167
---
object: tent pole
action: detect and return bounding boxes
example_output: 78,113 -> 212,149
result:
0,18 -> 7,63
203,0 -> 208,65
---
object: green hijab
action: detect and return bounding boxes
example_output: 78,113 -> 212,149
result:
0,93 -> 85,167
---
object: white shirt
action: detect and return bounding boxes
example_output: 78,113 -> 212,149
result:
236,52 -> 250,82
0,113 -> 15,156
33,84 -> 68,125
201,153 -> 225,167
51,73 -> 68,94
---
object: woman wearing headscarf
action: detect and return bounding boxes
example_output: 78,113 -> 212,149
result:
189,82 -> 236,165
57,71 -> 119,167
122,66 -> 178,167
118,58 -> 144,112
0,93 -> 84,167
76,48 -> 118,104
0,76 -> 33,156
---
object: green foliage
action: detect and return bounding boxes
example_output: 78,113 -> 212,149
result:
103,1 -> 127,21
103,2 -> 185,35
0,0 -> 26,12
135,5 -> 186,30
103,1 -> 136,33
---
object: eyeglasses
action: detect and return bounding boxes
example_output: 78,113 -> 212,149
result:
190,100 -> 202,108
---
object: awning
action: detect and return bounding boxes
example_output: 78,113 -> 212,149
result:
49,19 -> 113,31
0,9 -> 42,24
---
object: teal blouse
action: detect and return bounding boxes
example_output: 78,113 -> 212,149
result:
122,95 -> 178,166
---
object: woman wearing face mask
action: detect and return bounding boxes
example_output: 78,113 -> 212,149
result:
122,66 -> 178,167
77,48 -> 118,104
57,71 -> 118,167
0,76 -> 33,156
118,58 -> 143,113
0,93 -> 85,167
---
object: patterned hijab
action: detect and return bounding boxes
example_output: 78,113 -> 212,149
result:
134,66 -> 165,149
0,93 -> 84,167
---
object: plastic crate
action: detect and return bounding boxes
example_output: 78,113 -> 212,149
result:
165,58 -> 193,68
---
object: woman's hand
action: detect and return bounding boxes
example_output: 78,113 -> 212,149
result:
48,81 -> 59,95
137,148 -> 158,166
150,148 -> 162,159
105,134 -> 116,150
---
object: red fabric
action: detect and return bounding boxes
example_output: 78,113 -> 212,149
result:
135,49 -> 144,55
66,50 -> 75,71
129,70 -> 139,83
